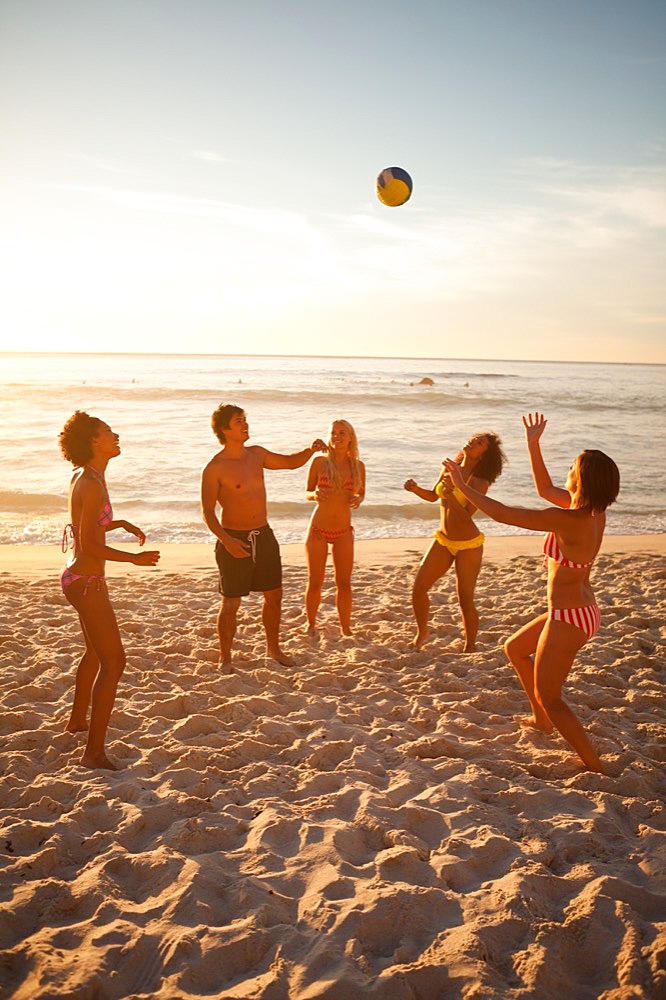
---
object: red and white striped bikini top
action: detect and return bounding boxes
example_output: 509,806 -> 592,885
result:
543,531 -> 594,569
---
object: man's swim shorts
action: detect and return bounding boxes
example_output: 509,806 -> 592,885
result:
215,524 -> 282,598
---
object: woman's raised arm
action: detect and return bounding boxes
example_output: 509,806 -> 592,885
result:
523,413 -> 571,509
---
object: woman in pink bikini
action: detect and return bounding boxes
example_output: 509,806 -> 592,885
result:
444,412 -> 620,773
59,411 -> 160,770
304,419 -> 365,636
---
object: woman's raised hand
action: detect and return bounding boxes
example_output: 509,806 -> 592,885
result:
522,412 -> 547,445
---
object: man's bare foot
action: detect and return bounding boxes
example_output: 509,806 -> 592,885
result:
80,751 -> 118,771
413,628 -> 430,649
218,659 -> 234,675
266,646 -> 295,667
65,719 -> 88,734
463,642 -> 476,653
517,714 -> 554,734
305,625 -> 317,637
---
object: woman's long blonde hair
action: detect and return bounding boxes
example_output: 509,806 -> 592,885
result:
325,419 -> 362,491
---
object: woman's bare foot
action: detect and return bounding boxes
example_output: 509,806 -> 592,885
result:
517,714 -> 554,734
413,628 -> 430,649
573,752 -> 605,774
80,751 -> 118,771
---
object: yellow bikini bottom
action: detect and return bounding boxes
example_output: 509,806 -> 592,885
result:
434,530 -> 485,555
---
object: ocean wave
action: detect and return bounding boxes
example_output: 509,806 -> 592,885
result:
1,506 -> 663,547
0,490 -> 67,513
2,383 -> 493,407
2,491 -> 665,521
4,382 -> 662,417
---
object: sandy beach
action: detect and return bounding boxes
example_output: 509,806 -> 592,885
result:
1,535 -> 664,998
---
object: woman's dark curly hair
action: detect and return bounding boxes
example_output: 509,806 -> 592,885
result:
574,450 -> 620,512
59,411 -> 102,467
454,432 -> 506,485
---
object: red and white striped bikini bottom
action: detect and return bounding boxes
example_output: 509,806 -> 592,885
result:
548,604 -> 600,640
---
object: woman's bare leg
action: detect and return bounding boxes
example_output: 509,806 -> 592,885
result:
66,619 -> 100,733
411,541 -> 454,648
332,531 -> 354,635
504,614 -> 553,732
67,581 -> 126,770
453,546 -> 484,652
534,619 -> 604,772
305,530 -> 328,633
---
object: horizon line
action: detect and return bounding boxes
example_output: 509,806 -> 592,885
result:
1,350 -> 663,368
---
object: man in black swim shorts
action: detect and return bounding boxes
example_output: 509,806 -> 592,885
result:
201,403 -> 325,670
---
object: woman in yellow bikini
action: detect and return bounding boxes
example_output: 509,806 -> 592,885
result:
444,412 -> 619,773
305,420 -> 366,636
404,431 -> 505,651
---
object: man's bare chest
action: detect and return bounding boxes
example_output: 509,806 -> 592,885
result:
217,455 -> 264,496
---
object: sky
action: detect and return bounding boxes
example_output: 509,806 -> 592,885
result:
1,0 -> 665,363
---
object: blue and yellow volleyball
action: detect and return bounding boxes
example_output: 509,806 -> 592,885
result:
376,166 -> 413,207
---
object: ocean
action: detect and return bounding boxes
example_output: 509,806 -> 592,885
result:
1,353 -> 664,546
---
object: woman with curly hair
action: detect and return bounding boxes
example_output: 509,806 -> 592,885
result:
59,411 -> 160,770
304,419 -> 366,636
404,431 -> 506,651
444,413 -> 620,772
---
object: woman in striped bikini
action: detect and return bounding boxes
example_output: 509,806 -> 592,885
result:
304,420 -> 365,636
59,411 -> 160,770
444,412 -> 620,773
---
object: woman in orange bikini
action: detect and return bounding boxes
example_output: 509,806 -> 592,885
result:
59,411 -> 160,770
444,412 -> 620,773
304,420 -> 365,636
405,431 -> 505,652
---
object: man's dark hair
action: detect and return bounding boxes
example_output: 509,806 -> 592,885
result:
211,403 -> 244,444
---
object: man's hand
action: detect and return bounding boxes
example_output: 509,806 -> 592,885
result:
222,534 -> 251,559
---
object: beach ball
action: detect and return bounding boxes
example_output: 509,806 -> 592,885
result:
376,166 -> 412,207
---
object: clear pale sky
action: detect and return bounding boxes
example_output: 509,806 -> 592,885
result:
1,0 -> 664,362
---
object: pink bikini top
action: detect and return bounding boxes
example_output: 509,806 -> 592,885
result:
62,467 -> 113,552
543,531 -> 594,569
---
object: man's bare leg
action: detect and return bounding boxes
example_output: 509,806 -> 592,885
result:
262,588 -> 294,666
217,596 -> 241,670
